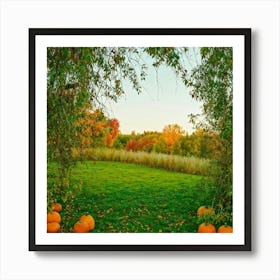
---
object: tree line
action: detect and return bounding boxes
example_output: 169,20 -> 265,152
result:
60,101 -> 224,160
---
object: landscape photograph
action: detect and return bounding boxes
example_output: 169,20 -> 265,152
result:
46,46 -> 233,234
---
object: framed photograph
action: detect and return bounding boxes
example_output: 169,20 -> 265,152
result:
29,28 -> 251,251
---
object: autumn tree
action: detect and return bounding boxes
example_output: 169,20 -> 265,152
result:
162,124 -> 185,153
104,118 -> 120,147
75,105 -> 109,149
125,135 -> 157,153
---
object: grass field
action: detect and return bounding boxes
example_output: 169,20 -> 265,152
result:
48,161 -> 215,233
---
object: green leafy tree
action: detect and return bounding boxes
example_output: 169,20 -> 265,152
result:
152,137 -> 169,154
112,134 -> 131,149
186,47 -> 233,211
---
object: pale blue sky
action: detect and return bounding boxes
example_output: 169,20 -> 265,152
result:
106,48 -> 202,134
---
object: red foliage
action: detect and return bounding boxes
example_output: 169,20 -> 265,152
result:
105,118 -> 120,146
125,136 -> 157,152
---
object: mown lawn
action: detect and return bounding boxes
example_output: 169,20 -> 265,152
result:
48,161 -> 215,233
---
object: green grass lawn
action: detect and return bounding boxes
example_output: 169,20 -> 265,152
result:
48,161 -> 215,233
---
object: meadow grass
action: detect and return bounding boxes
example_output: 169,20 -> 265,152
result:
73,147 -> 211,176
48,161 -> 215,233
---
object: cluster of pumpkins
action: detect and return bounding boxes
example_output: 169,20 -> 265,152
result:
73,215 -> 95,233
47,203 -> 63,233
196,206 -> 233,233
47,203 -> 95,233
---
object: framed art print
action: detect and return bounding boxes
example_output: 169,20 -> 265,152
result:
29,28 -> 251,251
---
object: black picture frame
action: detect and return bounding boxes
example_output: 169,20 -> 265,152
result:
29,28 -> 251,251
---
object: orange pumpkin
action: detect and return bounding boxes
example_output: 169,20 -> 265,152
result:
218,225 -> 233,233
52,203 -> 62,213
197,206 -> 215,217
80,215 -> 95,230
74,220 -> 90,233
198,223 -> 216,233
47,222 -> 60,233
47,211 -> 61,224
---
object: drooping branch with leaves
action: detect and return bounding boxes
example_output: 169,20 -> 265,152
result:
186,47 -> 233,211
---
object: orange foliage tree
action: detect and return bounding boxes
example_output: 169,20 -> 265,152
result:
75,104 -> 108,148
162,124 -> 185,153
75,104 -> 120,149
104,118 -> 120,147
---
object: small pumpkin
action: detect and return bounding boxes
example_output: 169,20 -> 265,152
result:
52,203 -> 62,213
197,206 -> 215,217
218,225 -> 233,233
47,222 -> 60,233
80,215 -> 95,230
198,223 -> 216,233
47,211 -> 61,224
73,220 -> 90,233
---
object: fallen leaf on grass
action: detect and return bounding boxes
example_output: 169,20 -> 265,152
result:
97,208 -> 114,218
176,220 -> 185,227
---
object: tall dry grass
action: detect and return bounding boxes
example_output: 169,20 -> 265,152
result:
73,148 -> 211,176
